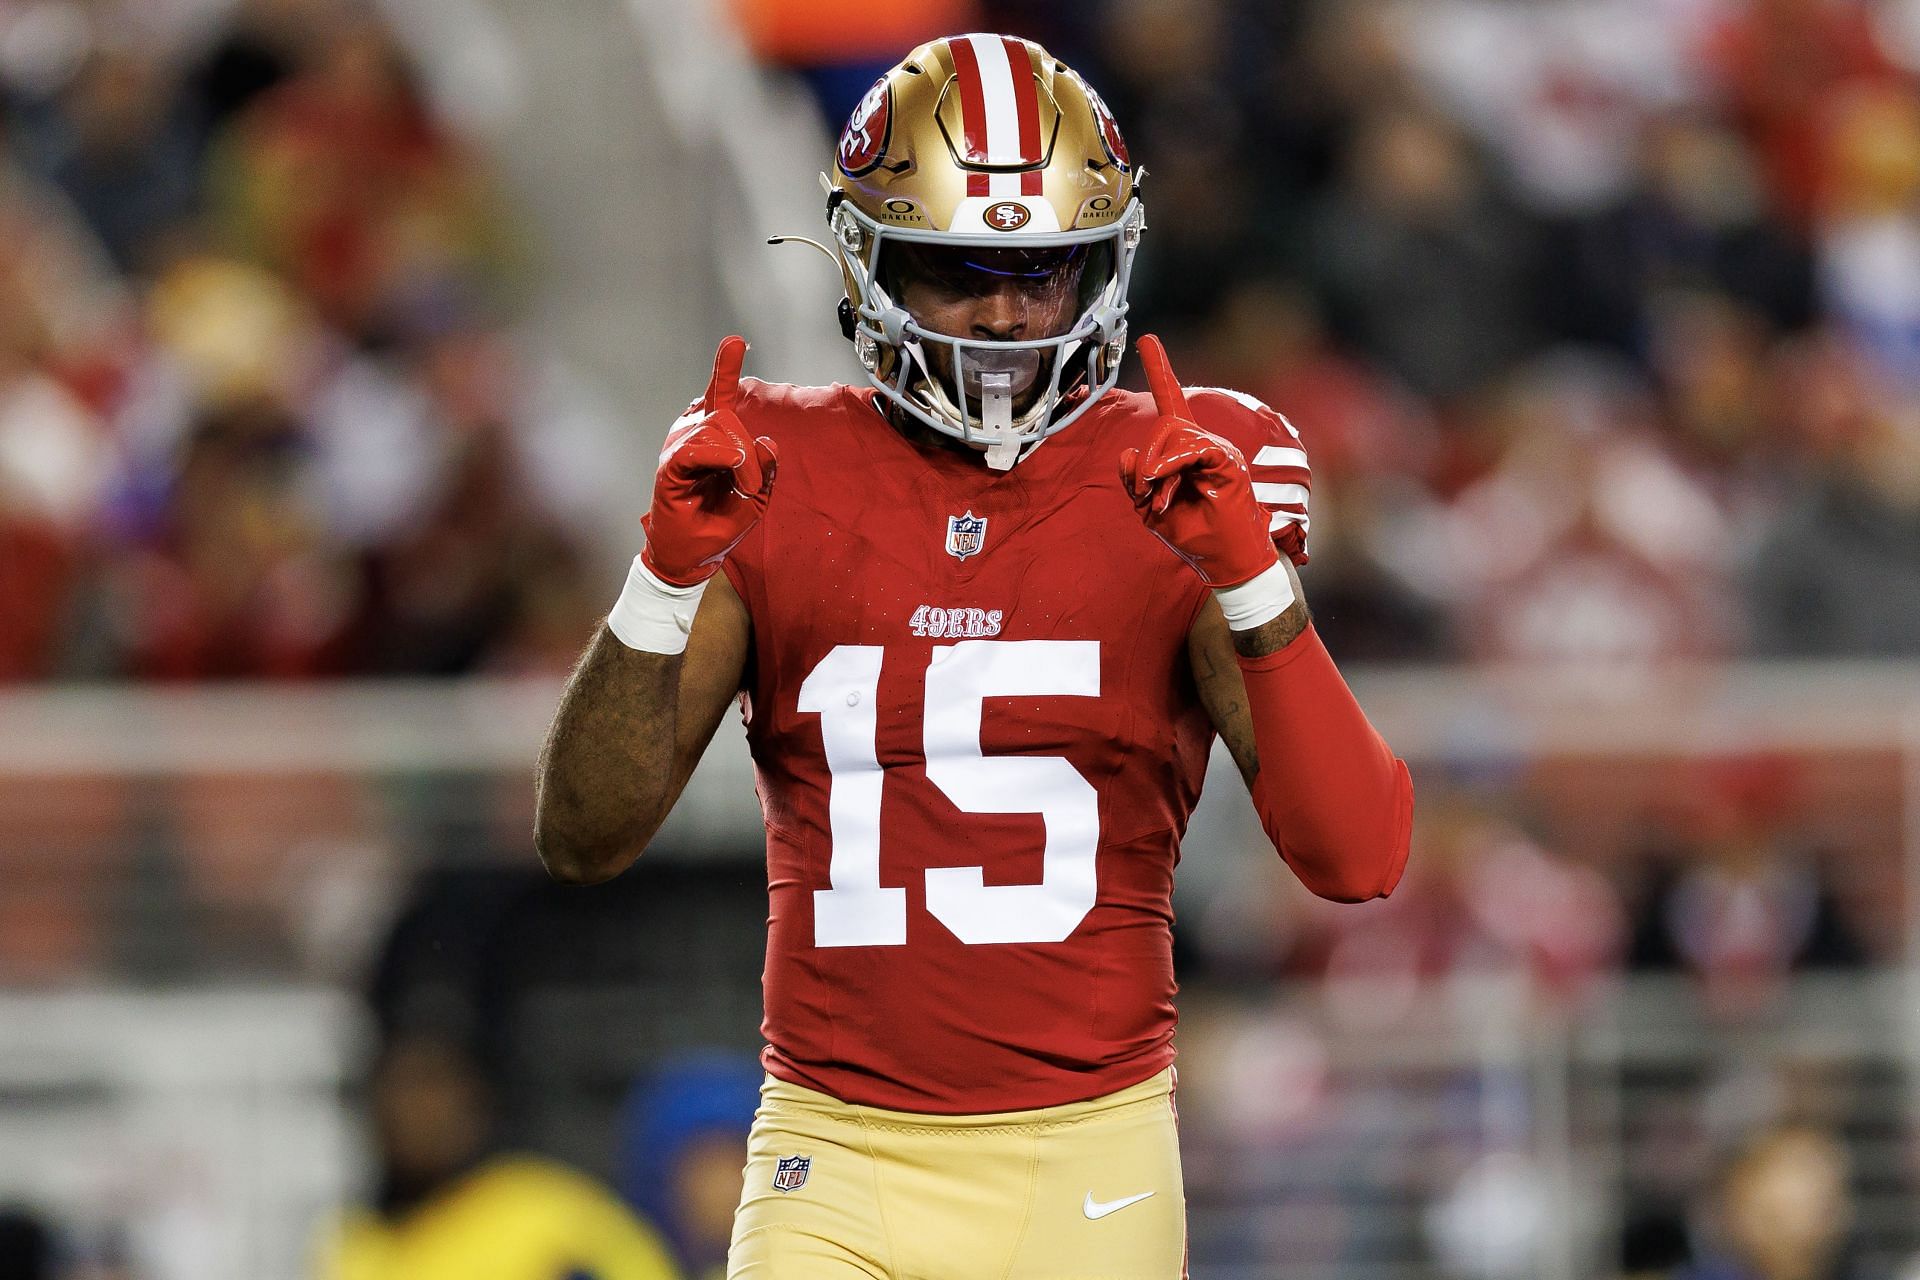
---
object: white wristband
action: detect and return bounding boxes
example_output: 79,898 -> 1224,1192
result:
1212,560 -> 1297,632
608,555 -> 709,654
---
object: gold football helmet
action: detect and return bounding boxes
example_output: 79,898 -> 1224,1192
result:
819,33 -> 1144,469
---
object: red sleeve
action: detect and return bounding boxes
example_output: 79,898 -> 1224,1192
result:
1185,388 -> 1311,566
1238,624 -> 1412,902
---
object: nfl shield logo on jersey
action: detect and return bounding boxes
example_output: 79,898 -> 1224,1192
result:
772,1155 -> 812,1193
946,511 -> 987,561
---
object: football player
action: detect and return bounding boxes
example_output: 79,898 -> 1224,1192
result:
536,33 -> 1413,1279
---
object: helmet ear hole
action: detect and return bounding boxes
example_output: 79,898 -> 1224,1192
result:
838,298 -> 857,342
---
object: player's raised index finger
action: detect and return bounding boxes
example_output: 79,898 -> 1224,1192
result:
1137,335 -> 1190,420
706,335 -> 748,410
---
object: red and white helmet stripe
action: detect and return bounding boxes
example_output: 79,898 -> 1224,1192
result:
947,34 -> 1045,198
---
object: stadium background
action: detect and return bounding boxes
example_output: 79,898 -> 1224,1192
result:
1,0 -> 1918,1276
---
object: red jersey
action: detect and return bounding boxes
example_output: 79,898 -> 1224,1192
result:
720,381 -> 1309,1113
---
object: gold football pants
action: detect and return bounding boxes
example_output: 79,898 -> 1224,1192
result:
727,1067 -> 1185,1279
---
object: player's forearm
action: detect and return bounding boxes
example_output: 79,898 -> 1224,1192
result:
1228,594 -> 1310,658
1239,625 -> 1413,902
534,626 -> 684,884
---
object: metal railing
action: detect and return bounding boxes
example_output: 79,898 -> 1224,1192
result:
0,974 -> 1907,1280
1,663 -> 1916,1278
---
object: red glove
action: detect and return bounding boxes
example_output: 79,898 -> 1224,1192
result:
640,336 -> 778,587
1117,335 -> 1279,589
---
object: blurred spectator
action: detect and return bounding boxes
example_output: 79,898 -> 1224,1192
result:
1186,278 -> 1448,659
1189,278 -> 1437,488
345,409 -> 565,676
0,0 -> 617,686
1170,996 -> 1415,1273
1646,291 -> 1785,494
1676,1123 -> 1866,1280
1396,0 -> 1709,215
318,1032 -> 683,1280
1280,787 -> 1625,1017
1814,81 -> 1920,386
1628,755 -> 1868,1012
1410,353 -> 1742,667
106,400 -> 354,679
1261,0 -> 1425,180
0,349 -> 108,679
0,102 -> 126,352
80,253 -> 345,678
1745,401 -> 1920,656
41,47 -> 199,275
323,318 -> 601,676
1698,0 -> 1901,230
0,108 -> 122,681
618,1053 -> 761,1280
1095,0 -> 1262,338
1556,115 -> 1813,356
204,12 -> 516,340
1307,103 -> 1539,403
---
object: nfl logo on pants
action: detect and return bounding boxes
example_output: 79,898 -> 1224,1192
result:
772,1155 -> 811,1192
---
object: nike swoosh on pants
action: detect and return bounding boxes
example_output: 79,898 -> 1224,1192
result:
1083,1190 -> 1155,1220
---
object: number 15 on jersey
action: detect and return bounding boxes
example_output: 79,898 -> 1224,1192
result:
797,640 -> 1101,948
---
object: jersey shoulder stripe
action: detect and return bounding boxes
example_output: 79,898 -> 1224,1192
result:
1181,385 -> 1312,559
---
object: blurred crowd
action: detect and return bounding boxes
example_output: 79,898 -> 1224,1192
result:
754,0 -> 1920,665
1071,0 -> 1920,664
5,0 -> 1919,682
0,0 -> 606,683
1186,750 -> 1885,1005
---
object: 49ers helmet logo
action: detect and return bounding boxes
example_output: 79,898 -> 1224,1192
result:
984,201 -> 1030,231
1080,78 -> 1130,171
838,78 -> 892,177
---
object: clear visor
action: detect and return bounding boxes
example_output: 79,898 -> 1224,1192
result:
882,242 -> 1102,310
881,242 -> 1112,328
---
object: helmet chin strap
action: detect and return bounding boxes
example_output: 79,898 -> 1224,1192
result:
901,340 -> 1029,467
978,371 -> 1019,471
893,332 -> 1082,469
